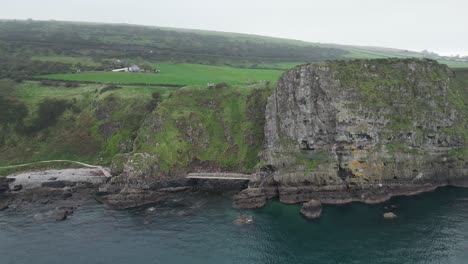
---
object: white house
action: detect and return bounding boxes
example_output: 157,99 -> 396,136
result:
112,64 -> 141,72
112,68 -> 129,72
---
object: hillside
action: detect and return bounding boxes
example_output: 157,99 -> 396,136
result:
1,19 -> 467,83
0,19 -> 467,175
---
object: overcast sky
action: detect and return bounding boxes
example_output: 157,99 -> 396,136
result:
1,0 -> 467,56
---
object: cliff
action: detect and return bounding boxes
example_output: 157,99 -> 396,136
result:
260,59 -> 468,204
102,84 -> 271,208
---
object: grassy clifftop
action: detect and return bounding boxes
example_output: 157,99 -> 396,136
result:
133,83 -> 271,173
0,80 -> 172,168
0,79 -> 272,175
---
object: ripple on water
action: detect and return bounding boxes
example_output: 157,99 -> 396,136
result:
0,187 -> 468,264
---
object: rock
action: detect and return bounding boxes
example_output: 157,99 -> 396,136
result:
62,190 -> 73,198
232,188 -> 266,209
41,181 -> 77,188
233,215 -> 254,225
12,184 -> 23,192
58,206 -> 75,214
0,177 -> 10,193
33,207 -> 75,221
383,212 -> 398,219
102,188 -> 166,209
110,153 -> 129,175
159,186 -> 191,192
48,177 -> 58,181
0,200 -> 9,211
55,207 -> 75,221
55,210 -> 69,221
262,59 -> 468,204
300,199 -> 322,219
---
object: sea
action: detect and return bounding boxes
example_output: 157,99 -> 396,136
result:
1,187 -> 467,264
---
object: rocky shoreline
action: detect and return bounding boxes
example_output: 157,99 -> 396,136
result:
0,168 -> 250,215
0,168 -> 107,215
2,167 -> 467,222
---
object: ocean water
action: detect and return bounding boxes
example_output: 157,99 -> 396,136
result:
1,187 -> 468,264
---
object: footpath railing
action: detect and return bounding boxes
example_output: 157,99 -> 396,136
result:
186,172 -> 251,180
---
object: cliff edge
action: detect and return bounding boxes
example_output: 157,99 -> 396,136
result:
261,59 -> 467,204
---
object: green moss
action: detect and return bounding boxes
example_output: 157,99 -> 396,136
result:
0,81 -> 172,166
133,84 -> 271,173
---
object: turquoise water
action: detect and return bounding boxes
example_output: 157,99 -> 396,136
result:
1,187 -> 468,264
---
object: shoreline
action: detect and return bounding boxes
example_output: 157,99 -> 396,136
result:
2,168 -> 467,217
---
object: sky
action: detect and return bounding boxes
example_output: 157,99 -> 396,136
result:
1,0 -> 467,56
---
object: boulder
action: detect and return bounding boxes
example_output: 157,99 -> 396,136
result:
0,177 -> 10,193
12,184 -> 23,192
300,199 -> 322,219
62,190 -> 73,198
55,210 -> 69,221
232,188 -> 266,209
55,207 -> 75,221
0,200 -> 9,211
33,207 -> 75,221
383,212 -> 398,219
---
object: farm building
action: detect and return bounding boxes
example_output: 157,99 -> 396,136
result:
112,64 -> 141,72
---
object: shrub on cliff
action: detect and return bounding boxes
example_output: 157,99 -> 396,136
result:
25,98 -> 71,133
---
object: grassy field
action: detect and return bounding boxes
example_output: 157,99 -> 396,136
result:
438,60 -> 468,68
38,63 -> 284,85
345,49 -> 468,68
16,82 -> 174,105
31,55 -> 101,67
241,62 -> 305,70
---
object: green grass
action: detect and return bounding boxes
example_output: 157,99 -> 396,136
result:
31,55 -> 101,67
38,63 -> 283,85
345,49 -> 468,68
438,60 -> 468,68
0,81 -> 176,167
239,62 -> 306,70
133,83 -> 271,172
15,82 -> 174,106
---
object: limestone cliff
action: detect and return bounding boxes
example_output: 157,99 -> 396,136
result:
261,59 -> 467,204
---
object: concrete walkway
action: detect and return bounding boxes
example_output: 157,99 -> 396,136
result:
186,172 -> 251,180
0,160 -> 111,177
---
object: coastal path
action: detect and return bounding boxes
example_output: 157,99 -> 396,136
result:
0,160 -> 111,177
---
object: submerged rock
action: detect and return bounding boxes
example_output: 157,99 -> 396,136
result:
0,200 -> 9,211
233,215 -> 254,225
383,212 -> 398,219
300,199 -> 322,219
54,209 -> 69,221
33,207 -> 76,221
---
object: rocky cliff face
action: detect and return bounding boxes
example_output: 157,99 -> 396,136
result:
262,59 -> 467,204
101,85 -> 270,208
